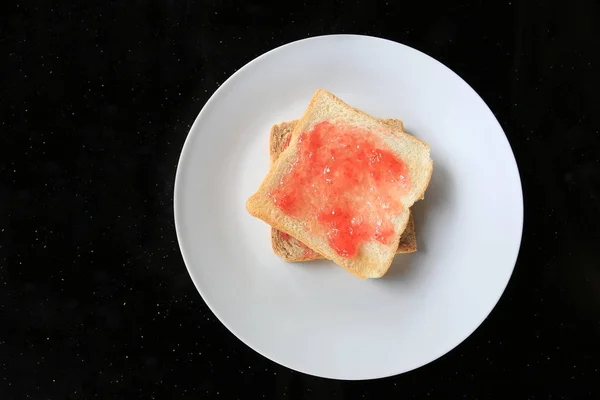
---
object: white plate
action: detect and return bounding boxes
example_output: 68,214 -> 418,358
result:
174,35 -> 523,380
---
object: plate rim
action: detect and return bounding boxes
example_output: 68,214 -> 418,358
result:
173,34 -> 524,380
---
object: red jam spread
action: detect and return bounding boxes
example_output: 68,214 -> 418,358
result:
279,232 -> 291,241
270,121 -> 411,258
302,246 -> 318,259
282,135 -> 291,151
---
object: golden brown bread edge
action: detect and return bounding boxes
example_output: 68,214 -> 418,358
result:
269,119 -> 417,262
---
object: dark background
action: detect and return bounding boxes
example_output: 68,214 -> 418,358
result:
2,0 -> 600,398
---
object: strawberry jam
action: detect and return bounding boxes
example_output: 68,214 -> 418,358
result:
282,135 -> 292,151
270,121 -> 411,258
279,232 -> 291,241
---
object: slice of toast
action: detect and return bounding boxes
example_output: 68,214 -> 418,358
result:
269,119 -> 417,262
247,89 -> 433,278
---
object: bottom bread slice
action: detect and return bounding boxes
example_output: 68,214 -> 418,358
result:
269,118 -> 417,262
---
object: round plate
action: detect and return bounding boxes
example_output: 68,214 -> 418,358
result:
174,35 -> 523,380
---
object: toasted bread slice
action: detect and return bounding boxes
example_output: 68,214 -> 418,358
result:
247,89 -> 433,278
269,119 -> 417,262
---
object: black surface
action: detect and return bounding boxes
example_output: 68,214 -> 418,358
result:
2,0 -> 600,398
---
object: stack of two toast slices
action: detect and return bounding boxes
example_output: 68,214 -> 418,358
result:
247,89 -> 433,279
